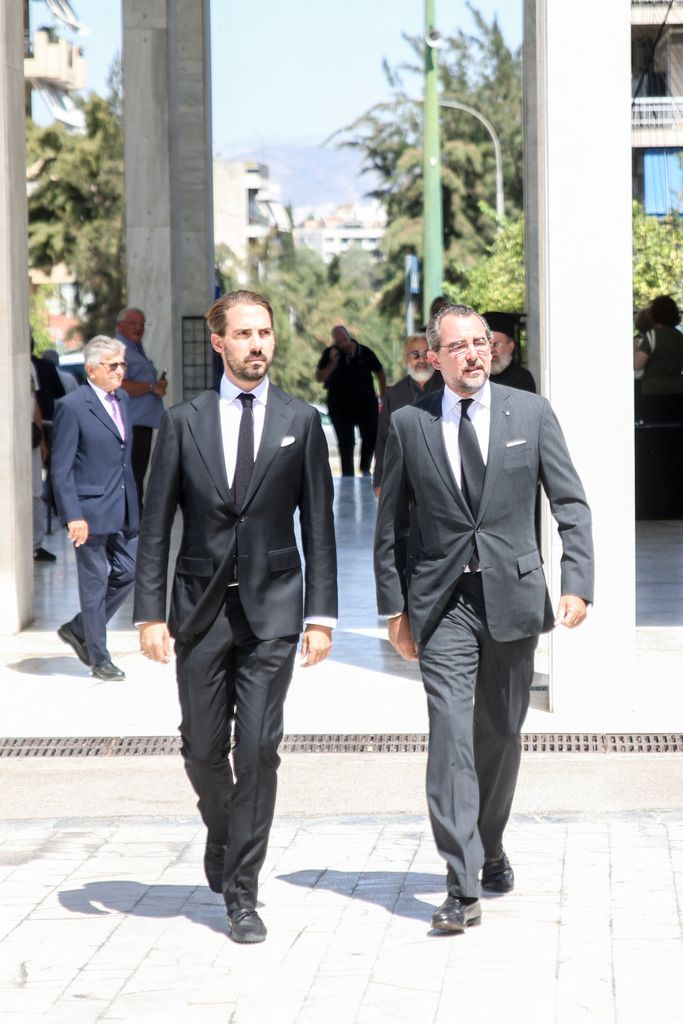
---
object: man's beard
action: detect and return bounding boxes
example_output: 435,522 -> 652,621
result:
225,352 -> 272,383
491,351 -> 513,375
407,364 -> 434,385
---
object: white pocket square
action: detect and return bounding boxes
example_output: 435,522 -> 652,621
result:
506,439 -> 527,447
280,436 -> 296,447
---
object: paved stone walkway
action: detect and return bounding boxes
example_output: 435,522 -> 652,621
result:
1,810 -> 682,1023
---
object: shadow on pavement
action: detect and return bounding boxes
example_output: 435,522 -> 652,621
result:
58,881 -> 227,935
278,869 -> 445,923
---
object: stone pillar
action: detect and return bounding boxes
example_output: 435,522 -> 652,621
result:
122,0 -> 214,405
0,1 -> 33,633
524,0 -> 636,723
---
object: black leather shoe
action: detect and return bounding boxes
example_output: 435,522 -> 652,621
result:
431,895 -> 482,933
481,852 -> 514,893
91,660 -> 125,681
57,623 -> 90,666
228,909 -> 267,944
34,546 -> 57,562
204,841 -> 226,894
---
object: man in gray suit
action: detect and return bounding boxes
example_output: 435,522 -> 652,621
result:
374,303 -> 593,934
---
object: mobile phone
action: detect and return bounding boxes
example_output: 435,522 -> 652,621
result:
159,369 -> 167,381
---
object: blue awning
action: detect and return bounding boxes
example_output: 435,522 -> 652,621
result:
643,149 -> 683,216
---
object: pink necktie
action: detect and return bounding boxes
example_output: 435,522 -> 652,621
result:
106,393 -> 125,439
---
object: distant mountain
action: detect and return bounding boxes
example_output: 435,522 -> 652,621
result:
214,140 -> 381,213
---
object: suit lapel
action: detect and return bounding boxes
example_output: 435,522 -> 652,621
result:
243,384 -> 295,505
476,384 -> 509,523
187,389 -> 234,507
84,384 -> 121,440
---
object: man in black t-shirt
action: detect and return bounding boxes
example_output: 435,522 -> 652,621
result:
316,325 -> 386,476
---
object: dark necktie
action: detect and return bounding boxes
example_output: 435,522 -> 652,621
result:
459,398 -> 485,572
232,393 -> 255,507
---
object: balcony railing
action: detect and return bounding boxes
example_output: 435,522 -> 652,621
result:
632,96 -> 683,127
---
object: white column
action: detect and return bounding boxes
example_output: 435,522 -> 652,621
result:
122,0 -> 214,404
0,0 -> 33,633
525,0 -> 636,724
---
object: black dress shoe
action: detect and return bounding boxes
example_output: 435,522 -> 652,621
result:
481,852 -> 514,893
228,909 -> 267,944
34,546 -> 57,562
57,623 -> 90,666
431,895 -> 482,933
91,660 -> 125,681
204,841 -> 226,894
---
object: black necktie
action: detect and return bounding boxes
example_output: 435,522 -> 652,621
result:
232,393 -> 254,507
459,399 -> 485,573
458,398 -> 485,517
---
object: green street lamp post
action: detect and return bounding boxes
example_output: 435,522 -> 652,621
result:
422,0 -> 444,324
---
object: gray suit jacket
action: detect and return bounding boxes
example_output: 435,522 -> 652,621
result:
133,384 -> 337,642
374,382 -> 594,644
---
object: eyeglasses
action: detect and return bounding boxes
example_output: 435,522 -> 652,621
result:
440,338 -> 490,357
100,361 -> 127,371
121,319 -> 147,327
490,339 -> 512,351
407,350 -> 429,360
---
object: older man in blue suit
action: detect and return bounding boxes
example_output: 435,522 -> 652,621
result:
51,336 -> 139,680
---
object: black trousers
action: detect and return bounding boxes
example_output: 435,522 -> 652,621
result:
131,425 -> 153,511
174,587 -> 297,912
418,574 -> 537,898
329,401 -> 378,476
70,531 -> 137,666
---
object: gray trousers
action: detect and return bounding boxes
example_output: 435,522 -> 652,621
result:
418,573 -> 537,898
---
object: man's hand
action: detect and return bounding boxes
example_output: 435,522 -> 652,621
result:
139,621 -> 172,663
387,612 -> 418,661
151,379 -> 168,398
555,595 -> 588,630
67,520 -> 88,547
300,625 -> 333,667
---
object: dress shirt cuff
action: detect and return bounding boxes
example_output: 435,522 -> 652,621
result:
383,612 -> 405,620
304,617 -> 337,630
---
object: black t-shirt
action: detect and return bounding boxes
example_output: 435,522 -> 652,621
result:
318,342 -> 383,407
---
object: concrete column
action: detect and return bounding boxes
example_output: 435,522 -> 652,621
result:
0,1 -> 33,633
122,0 -> 214,404
524,0 -> 636,724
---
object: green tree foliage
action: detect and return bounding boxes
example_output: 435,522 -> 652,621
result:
26,67 -> 125,337
448,214 -> 525,312
632,201 -> 683,310
333,5 -> 522,317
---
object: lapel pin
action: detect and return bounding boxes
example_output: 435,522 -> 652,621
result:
504,410 -> 510,416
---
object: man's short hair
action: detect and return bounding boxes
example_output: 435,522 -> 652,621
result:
650,295 -> 681,328
84,336 -> 125,368
205,291 -> 274,336
116,307 -> 145,326
426,304 -> 491,352
404,333 -> 427,352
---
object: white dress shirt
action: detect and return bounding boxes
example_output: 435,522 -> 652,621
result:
218,374 -> 335,631
441,378 -> 491,485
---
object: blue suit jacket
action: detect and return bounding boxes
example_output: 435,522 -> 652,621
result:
51,384 -> 139,535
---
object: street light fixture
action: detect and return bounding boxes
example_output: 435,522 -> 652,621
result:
440,98 -> 505,224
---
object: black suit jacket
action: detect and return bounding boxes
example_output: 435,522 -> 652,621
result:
133,384 -> 337,642
51,384 -> 139,535
374,383 -> 594,644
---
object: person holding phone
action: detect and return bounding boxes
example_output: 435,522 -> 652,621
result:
115,307 -> 167,510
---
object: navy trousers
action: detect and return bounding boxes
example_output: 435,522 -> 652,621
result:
70,531 -> 137,666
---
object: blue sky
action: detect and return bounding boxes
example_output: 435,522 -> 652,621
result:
42,0 -> 522,151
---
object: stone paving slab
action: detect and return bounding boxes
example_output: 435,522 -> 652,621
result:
0,812 -> 682,1023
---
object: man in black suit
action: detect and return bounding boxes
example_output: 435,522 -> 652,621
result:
373,333 -> 443,493
374,304 -> 593,934
134,290 -> 337,944
51,337 -> 139,681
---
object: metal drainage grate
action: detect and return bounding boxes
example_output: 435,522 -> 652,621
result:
0,733 -> 681,758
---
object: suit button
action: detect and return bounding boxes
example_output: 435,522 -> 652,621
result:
239,516 -> 246,523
